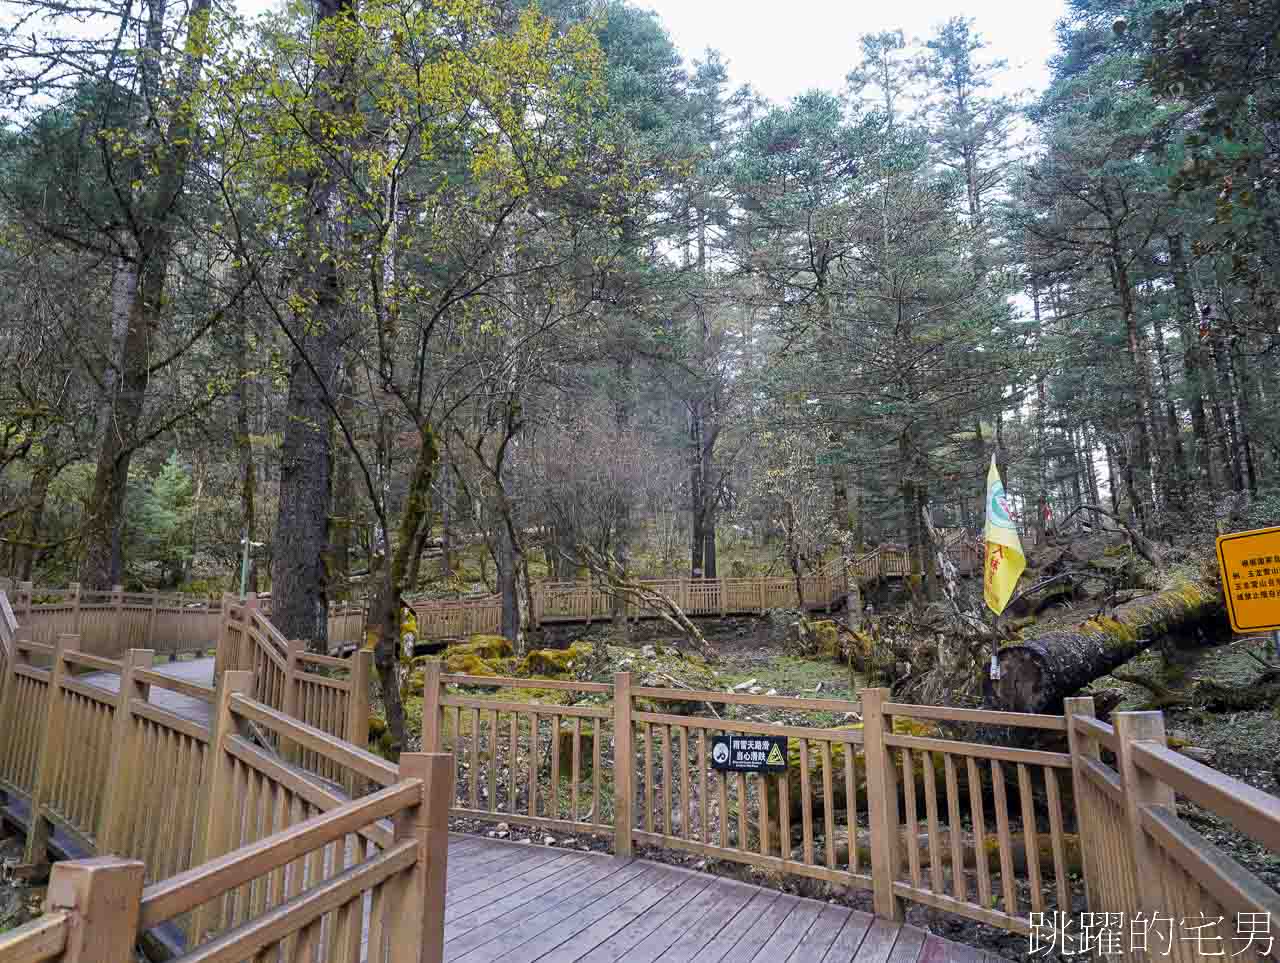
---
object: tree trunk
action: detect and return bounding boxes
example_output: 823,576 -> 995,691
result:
235,281 -> 258,595
1150,309 -> 1186,512
12,454 -> 54,580
79,0 -> 212,590
1109,244 -> 1155,526
992,579 -> 1220,713
271,0 -> 355,646
1167,233 -> 1214,493
369,425 -> 437,756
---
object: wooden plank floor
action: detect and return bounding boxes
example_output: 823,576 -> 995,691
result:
78,656 -> 214,726
440,836 -> 1006,963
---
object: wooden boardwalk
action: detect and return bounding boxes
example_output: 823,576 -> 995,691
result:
79,655 -> 215,726
441,835 -> 1001,963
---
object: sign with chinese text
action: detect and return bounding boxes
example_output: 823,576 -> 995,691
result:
709,735 -> 787,773
1216,525 -> 1280,633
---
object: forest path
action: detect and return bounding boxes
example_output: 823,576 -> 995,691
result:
79,655 -> 214,727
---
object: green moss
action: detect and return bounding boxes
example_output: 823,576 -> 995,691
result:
518,641 -> 593,678
1085,615 -> 1139,644
457,635 -> 514,659
444,652 -> 498,676
811,620 -> 840,658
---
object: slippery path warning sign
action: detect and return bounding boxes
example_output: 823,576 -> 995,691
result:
709,735 -> 788,773
1216,525 -> 1280,633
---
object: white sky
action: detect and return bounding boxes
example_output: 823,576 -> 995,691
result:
634,0 -> 1068,104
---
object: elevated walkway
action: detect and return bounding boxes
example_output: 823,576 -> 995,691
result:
1,583 -> 1277,963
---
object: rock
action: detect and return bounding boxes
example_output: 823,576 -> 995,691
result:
641,645 -> 657,658
496,822 -> 509,832
843,712 -> 862,722
733,679 -> 758,692
519,641 -> 594,678
748,686 -> 763,695
543,835 -> 557,846
765,688 -> 778,696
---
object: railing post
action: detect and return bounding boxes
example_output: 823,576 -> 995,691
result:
282,639 -> 304,761
585,577 -> 591,628
1113,711 -> 1176,919
70,582 -> 82,635
1063,695 -> 1101,913
613,671 -> 633,858
719,577 -> 727,617
861,687 -> 902,921
346,648 -> 373,796
97,648 -> 154,855
25,633 -> 77,865
145,590 -> 159,653
45,856 -> 146,962
420,659 -> 443,753
18,581 -> 33,628
190,669 -> 254,943
393,753 -> 455,963
757,579 -> 766,615
110,585 -> 124,653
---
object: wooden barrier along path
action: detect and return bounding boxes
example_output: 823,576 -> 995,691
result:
2,583 -> 1278,962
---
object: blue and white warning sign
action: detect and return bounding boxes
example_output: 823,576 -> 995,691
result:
709,735 -> 787,773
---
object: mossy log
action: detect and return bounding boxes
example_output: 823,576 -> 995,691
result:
992,578 -> 1221,713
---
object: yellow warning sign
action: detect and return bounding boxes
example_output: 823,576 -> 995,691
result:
766,743 -> 785,767
1216,525 -> 1280,633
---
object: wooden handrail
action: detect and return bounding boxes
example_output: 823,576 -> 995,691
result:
0,911 -> 69,962
1139,804 -> 1280,919
1131,740 -> 1280,851
229,694 -> 398,786
1071,713 -> 1117,750
138,780 -> 422,928
174,840 -> 419,963
884,732 -> 1072,769
440,673 -> 612,693
633,686 -> 862,713
883,701 -> 1068,731
133,667 -> 215,702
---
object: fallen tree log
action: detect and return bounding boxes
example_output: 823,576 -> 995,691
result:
991,578 -> 1222,714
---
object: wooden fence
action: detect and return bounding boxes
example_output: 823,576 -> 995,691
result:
0,580 -> 221,662
425,669 -> 1280,955
0,674 -> 452,963
217,595 -> 372,789
413,539 -> 984,638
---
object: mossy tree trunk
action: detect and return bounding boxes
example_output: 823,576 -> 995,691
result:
992,578 -> 1222,713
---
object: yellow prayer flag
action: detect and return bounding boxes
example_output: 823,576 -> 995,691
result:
984,456 -> 1026,615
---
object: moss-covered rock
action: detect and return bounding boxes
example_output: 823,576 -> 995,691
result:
812,620 -> 840,658
518,641 -> 593,678
443,652 -> 499,676
457,635 -> 515,659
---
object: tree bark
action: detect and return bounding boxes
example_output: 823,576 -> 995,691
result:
1167,233 -> 1214,493
79,0 -> 213,589
991,579 -> 1220,713
270,0 -> 355,645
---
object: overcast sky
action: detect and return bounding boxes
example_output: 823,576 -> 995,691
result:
634,0 -> 1068,104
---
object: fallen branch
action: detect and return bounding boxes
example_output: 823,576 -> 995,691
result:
1058,504 -> 1166,572
563,544 -> 713,657
659,672 -> 722,720
1108,669 -> 1188,710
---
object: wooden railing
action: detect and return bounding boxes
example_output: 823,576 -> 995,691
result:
217,594 -> 371,789
0,580 -> 220,661
424,669 -> 1280,950
414,540 -> 984,637
1067,697 -> 1280,961
0,673 -> 453,962
0,633 -> 218,871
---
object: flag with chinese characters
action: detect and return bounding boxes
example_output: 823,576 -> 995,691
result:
984,455 -> 1026,614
